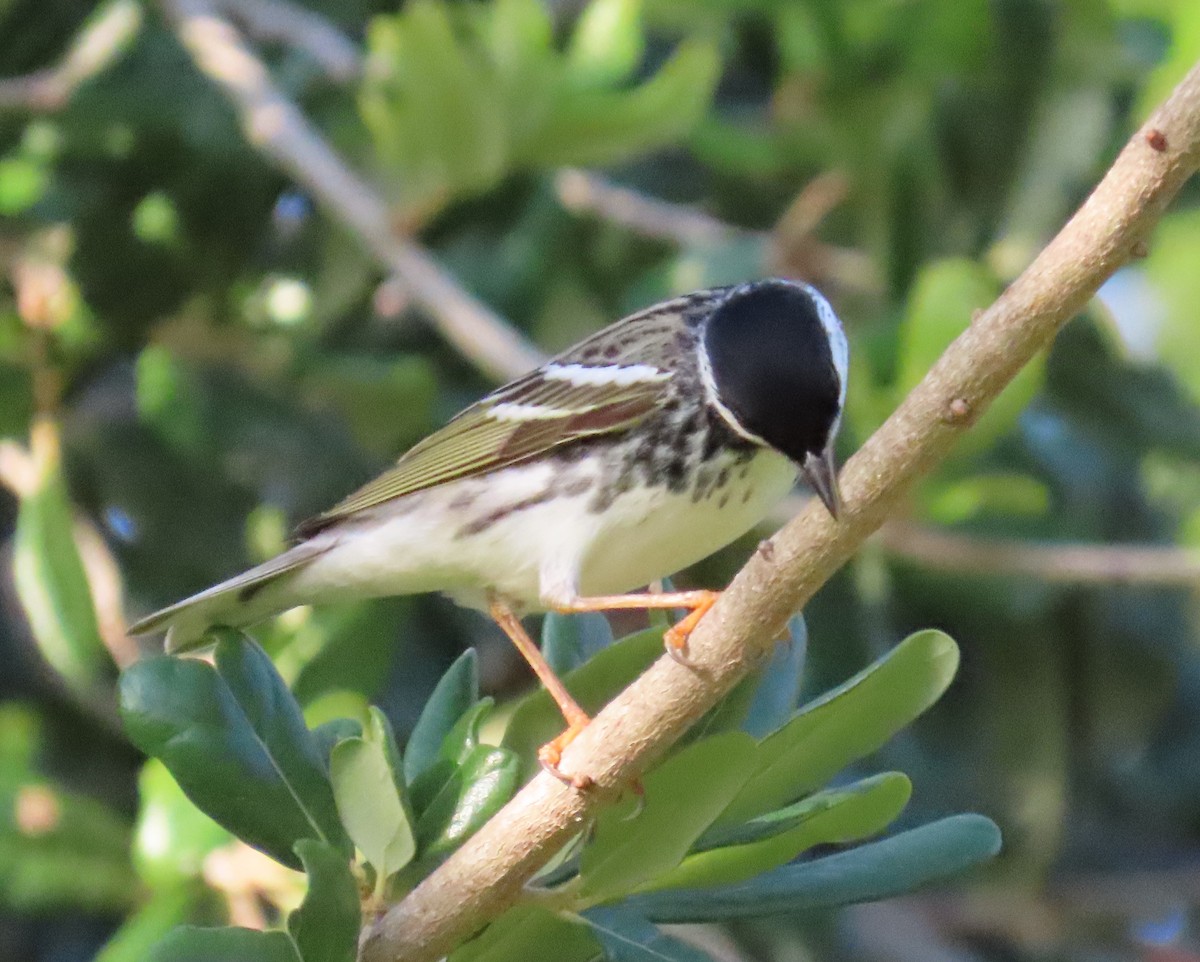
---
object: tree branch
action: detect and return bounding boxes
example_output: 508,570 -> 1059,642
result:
215,0 -> 361,81
0,0 -> 142,112
361,61 -> 1200,962
877,520 -> 1200,587
159,0 -> 545,382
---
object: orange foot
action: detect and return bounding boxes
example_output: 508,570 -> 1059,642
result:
537,717 -> 595,791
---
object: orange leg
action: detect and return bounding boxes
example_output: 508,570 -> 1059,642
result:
549,590 -> 720,662
488,599 -> 594,790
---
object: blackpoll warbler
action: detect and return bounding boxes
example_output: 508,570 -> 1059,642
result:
130,278 -> 848,784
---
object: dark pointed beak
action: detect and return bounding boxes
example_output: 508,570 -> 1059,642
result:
802,444 -> 842,520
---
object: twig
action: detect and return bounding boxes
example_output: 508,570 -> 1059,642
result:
554,168 -> 742,247
0,0 -> 142,112
159,0 -> 545,382
553,167 -> 880,294
361,61 -> 1200,962
877,520 -> 1200,587
215,0 -> 360,81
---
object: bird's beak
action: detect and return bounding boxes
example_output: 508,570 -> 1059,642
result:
802,444 -> 842,520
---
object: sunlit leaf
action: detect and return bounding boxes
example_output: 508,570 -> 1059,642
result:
12,428 -> 109,691
643,772 -> 912,891
331,710 -> 415,880
133,759 -> 231,886
449,905 -> 597,962
580,732 -> 757,901
717,631 -> 958,827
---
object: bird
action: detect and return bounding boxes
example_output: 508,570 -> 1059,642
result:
128,278 -> 848,785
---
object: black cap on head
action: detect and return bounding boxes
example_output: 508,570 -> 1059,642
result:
702,281 -> 843,467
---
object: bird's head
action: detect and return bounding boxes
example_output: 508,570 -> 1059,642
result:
698,279 -> 848,518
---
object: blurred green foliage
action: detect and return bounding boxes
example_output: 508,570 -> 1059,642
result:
3,0 -> 1200,959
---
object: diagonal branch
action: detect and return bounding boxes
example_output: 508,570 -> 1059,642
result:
159,0 -> 544,382
361,60 -> 1200,962
0,0 -> 142,112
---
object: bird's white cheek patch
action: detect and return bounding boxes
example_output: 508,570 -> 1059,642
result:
543,362 -> 668,387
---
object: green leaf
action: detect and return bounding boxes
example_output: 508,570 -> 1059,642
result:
449,905 -> 598,962
119,632 -> 349,869
12,437 -> 109,691
133,759 -> 232,886
717,630 -> 959,827
414,745 -> 520,866
540,611 -> 613,676
384,0 -> 508,204
95,886 -> 196,962
288,840 -> 360,962
582,907 -> 717,962
146,926 -> 300,962
579,732 -> 757,902
331,711 -> 416,880
897,259 -> 1042,460
625,814 -> 1002,922
566,0 -> 644,87
521,39 -> 721,167
312,718 -> 363,771
642,772 -> 912,891
0,780 -> 137,912
408,697 -> 494,814
502,627 -> 663,777
404,649 -> 479,785
742,616 -> 807,738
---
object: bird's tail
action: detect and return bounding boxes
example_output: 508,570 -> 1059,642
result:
127,539 -> 333,653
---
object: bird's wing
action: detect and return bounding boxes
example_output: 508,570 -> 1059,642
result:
298,291 -> 721,534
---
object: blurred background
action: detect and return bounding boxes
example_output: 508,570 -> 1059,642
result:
3,0 -> 1200,959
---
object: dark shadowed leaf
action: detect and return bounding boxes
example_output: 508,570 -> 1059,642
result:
287,840 -> 360,962
119,632 -> 348,869
146,926 -> 299,962
408,697 -> 494,815
583,906 -> 717,962
414,745 -> 520,866
403,649 -> 480,784
540,611 -> 613,675
742,616 -> 807,738
94,886 -> 196,962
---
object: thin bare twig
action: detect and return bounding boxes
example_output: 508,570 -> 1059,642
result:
362,61 -> 1200,962
159,0 -> 545,382
555,168 -> 742,247
215,0 -> 360,81
877,520 -> 1200,587
0,0 -> 142,112
554,167 -> 880,294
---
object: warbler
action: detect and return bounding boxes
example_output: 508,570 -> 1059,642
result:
129,278 -> 848,782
